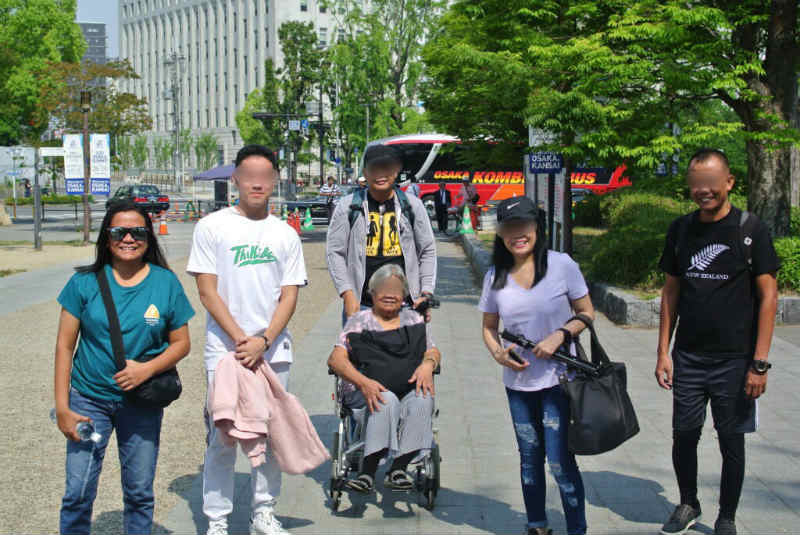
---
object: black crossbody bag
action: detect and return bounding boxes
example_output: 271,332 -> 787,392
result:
558,314 -> 639,455
96,269 -> 182,408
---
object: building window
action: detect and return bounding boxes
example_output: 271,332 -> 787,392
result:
244,55 -> 248,73
300,0 -> 307,12
320,5 -> 327,13
318,27 -> 327,47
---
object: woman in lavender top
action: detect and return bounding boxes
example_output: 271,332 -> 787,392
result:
479,196 -> 595,535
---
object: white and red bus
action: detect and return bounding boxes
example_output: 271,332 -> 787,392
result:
365,134 -> 632,215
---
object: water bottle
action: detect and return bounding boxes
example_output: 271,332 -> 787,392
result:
50,408 -> 101,443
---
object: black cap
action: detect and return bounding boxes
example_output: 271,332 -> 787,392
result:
497,196 -> 538,224
363,145 -> 402,168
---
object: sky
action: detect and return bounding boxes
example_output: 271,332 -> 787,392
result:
76,0 -> 119,58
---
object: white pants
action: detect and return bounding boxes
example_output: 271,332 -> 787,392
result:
202,361 -> 291,521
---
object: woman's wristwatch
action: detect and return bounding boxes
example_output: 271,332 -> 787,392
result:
261,334 -> 271,352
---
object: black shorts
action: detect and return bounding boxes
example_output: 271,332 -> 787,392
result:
672,349 -> 757,434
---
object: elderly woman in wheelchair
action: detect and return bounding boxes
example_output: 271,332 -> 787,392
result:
327,264 -> 442,498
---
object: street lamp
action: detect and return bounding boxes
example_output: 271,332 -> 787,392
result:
80,90 -> 91,245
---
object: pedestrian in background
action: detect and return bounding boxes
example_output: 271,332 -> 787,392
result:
656,149 -> 780,535
457,176 -> 481,230
54,199 -> 194,535
188,145 -> 307,535
433,182 -> 452,233
479,196 -> 594,535
320,175 -> 342,224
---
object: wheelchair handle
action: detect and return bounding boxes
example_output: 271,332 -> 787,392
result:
413,294 -> 441,316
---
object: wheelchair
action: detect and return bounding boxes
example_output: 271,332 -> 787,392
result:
327,371 -> 441,511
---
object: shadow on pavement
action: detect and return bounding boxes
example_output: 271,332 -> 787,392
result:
94,510 -> 171,535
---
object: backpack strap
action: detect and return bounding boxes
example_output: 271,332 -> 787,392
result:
673,211 -> 696,261
348,187 -> 366,228
348,186 -> 416,228
394,187 -> 416,228
739,209 -> 756,272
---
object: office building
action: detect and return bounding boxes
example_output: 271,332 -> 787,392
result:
119,0 -> 345,166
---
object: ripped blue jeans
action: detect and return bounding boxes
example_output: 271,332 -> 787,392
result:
60,387 -> 162,535
506,386 -> 586,535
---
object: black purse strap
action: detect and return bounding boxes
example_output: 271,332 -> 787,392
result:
96,269 -> 127,372
568,313 -> 611,367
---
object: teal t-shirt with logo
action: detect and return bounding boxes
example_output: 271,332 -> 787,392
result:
57,263 -> 195,401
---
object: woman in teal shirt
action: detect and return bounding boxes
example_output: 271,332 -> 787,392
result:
53,200 -> 194,535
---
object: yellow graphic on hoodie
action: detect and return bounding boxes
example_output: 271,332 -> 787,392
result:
366,210 -> 402,257
144,304 -> 160,325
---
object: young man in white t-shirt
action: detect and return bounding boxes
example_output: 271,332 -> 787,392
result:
187,145 -> 308,535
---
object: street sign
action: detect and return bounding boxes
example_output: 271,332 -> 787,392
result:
63,134 -> 84,179
300,119 -> 309,129
90,134 -> 111,179
529,152 -> 563,173
91,178 -> 111,195
65,178 -> 84,195
39,147 -> 65,158
288,120 -> 301,131
528,127 -> 557,148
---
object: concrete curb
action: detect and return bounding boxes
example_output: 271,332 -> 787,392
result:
459,233 -> 491,282
458,233 -> 800,326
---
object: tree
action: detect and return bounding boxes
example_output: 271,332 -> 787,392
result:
152,137 -> 174,170
132,135 -> 149,170
237,23 -> 322,185
179,128 -> 194,168
0,0 -> 86,144
321,0 -> 440,168
43,60 -> 152,154
423,0 -> 799,236
114,136 -> 134,172
236,59 -> 284,150
194,133 -> 219,171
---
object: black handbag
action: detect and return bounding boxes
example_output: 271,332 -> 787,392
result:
347,323 -> 427,399
96,269 -> 182,409
559,315 -> 639,455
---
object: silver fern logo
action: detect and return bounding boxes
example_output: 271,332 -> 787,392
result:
688,244 -> 730,271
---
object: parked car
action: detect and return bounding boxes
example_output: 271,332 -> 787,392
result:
106,185 -> 170,214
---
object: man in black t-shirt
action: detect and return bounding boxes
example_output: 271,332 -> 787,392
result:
656,149 -> 780,535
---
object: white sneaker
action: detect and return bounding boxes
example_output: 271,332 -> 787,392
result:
206,518 -> 228,535
250,511 -> 290,535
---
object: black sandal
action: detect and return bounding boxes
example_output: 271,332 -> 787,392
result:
384,469 -> 414,491
345,474 -> 374,493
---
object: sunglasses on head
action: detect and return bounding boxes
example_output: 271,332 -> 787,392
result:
108,226 -> 149,241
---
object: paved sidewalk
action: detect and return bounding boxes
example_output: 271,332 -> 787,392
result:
160,236 -> 800,534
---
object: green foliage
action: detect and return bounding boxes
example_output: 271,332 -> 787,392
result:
43,60 -> 152,144
194,133 -> 219,171
8,194 -> 93,205
423,0 -> 800,236
0,0 -> 86,144
581,193 -> 689,289
132,135 -> 149,169
152,138 -> 176,170
572,194 -> 602,227
775,237 -> 800,293
114,136 -> 134,171
791,206 -> 800,236
179,129 -> 194,167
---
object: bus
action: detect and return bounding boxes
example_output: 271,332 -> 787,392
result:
365,134 -> 632,216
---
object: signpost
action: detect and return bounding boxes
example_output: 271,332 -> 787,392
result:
63,134 -> 84,186
89,134 -> 111,196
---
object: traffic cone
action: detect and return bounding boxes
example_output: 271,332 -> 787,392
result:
289,211 -> 301,235
302,207 -> 314,230
158,211 -> 169,236
459,205 -> 474,235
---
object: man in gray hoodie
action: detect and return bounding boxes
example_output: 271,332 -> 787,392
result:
326,144 -> 437,322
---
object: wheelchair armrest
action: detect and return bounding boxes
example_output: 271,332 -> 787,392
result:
433,363 -> 441,375
328,367 -> 336,376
